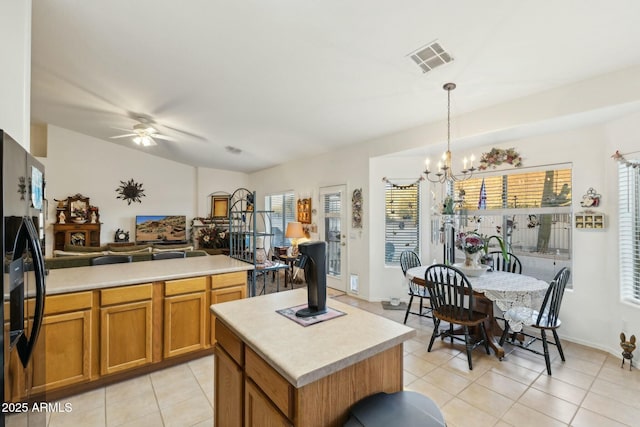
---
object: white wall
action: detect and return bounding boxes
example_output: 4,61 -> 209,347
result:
40,125 -> 249,255
0,0 -> 31,147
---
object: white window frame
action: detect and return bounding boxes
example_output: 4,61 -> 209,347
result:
619,161 -> 640,304
384,180 -> 420,266
265,191 -> 295,247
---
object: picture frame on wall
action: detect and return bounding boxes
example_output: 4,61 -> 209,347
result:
211,195 -> 230,218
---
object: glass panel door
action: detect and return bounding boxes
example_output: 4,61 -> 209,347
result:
320,185 -> 346,291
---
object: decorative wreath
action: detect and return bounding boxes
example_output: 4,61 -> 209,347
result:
116,178 -> 146,205
478,148 -> 522,171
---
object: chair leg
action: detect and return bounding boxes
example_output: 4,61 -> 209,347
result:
541,330 -> 552,375
499,321 -> 510,346
464,325 -> 473,370
552,329 -> 566,362
418,296 -> 424,316
480,323 -> 490,355
428,318 -> 440,352
403,295 -> 414,324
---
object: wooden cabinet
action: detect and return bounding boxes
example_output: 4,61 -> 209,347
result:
214,344 -> 244,427
164,277 -> 207,358
245,379 -> 292,427
31,292 -> 93,393
215,318 -> 404,427
53,223 -> 101,251
210,272 -> 247,346
100,284 -> 153,375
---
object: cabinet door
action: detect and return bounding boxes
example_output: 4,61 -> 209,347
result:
210,284 -> 246,346
31,310 -> 91,393
214,346 -> 243,427
100,300 -> 153,375
164,292 -> 206,358
245,379 -> 292,427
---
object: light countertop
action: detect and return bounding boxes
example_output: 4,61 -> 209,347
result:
42,255 -> 254,295
210,288 -> 415,388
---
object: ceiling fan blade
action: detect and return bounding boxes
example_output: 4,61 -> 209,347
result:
152,133 -> 178,142
110,133 -> 136,139
160,124 -> 207,142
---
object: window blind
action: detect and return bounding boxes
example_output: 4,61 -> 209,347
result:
619,162 -> 640,303
455,169 -> 572,210
384,181 -> 420,265
265,192 -> 295,246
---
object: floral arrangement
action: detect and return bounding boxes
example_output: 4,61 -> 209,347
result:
478,148 -> 522,171
455,232 -> 485,254
197,225 -> 228,249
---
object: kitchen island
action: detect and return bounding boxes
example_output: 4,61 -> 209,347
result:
211,288 -> 415,427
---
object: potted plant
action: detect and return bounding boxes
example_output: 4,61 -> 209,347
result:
479,233 -> 510,269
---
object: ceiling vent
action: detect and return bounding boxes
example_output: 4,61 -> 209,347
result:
408,40 -> 453,74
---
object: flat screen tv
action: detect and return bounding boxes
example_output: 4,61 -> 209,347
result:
135,215 -> 187,244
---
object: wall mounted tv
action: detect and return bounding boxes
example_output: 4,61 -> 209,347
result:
135,215 -> 187,244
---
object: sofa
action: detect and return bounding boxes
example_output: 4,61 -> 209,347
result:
45,243 -> 210,269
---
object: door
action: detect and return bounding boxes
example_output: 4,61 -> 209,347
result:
319,185 -> 347,292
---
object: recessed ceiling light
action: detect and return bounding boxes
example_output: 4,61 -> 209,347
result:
407,40 -> 454,74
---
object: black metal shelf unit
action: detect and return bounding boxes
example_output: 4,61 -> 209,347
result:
228,188 -> 275,296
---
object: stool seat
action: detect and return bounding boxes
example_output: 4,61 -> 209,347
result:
344,391 -> 446,427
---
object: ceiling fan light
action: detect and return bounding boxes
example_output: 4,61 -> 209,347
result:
133,136 -> 142,145
141,136 -> 153,146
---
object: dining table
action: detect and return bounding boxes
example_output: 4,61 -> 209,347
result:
406,265 -> 550,359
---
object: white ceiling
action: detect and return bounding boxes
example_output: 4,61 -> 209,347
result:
31,0 -> 640,173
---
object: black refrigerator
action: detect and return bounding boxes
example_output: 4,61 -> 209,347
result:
1,130 -> 47,427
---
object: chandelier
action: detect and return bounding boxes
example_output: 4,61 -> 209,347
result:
423,83 -> 475,183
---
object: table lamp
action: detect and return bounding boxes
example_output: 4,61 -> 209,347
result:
285,221 -> 305,256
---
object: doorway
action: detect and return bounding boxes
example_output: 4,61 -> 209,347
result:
319,185 -> 347,292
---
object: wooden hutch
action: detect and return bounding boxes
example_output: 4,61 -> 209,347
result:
53,194 -> 101,251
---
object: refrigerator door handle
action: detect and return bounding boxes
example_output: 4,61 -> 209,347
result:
13,217 -> 46,368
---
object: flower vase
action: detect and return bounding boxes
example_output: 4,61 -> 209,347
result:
464,252 -> 481,268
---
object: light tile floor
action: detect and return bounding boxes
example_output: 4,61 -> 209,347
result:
8,293 -> 640,426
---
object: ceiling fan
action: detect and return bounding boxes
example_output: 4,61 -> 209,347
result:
110,118 -> 177,147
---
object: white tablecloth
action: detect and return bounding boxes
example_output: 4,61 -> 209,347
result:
406,267 -> 549,332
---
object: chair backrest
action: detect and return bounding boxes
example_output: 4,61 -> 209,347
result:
424,264 -> 476,320
537,267 -> 571,327
90,255 -> 133,266
152,251 -> 187,260
399,251 -> 421,276
488,251 -> 522,274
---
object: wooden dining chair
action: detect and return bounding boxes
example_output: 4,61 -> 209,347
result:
499,267 -> 571,375
425,264 -> 490,370
399,251 -> 431,324
487,251 -> 522,274
90,255 -> 133,265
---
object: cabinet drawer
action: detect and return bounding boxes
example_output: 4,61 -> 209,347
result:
211,272 -> 246,290
215,319 -> 244,367
165,276 -> 207,296
45,292 -> 93,315
101,284 -> 152,306
245,347 -> 293,419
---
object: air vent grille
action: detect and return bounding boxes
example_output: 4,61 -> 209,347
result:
408,41 -> 453,73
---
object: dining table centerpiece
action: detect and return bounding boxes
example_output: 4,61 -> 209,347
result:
455,231 -> 486,268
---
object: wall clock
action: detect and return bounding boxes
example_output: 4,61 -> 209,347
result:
116,178 -> 145,205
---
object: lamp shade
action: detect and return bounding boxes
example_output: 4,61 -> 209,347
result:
285,222 -> 305,239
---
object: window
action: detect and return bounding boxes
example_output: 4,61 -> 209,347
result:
384,181 -> 420,265
619,161 -> 640,304
265,192 -> 295,247
452,167 -> 572,283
